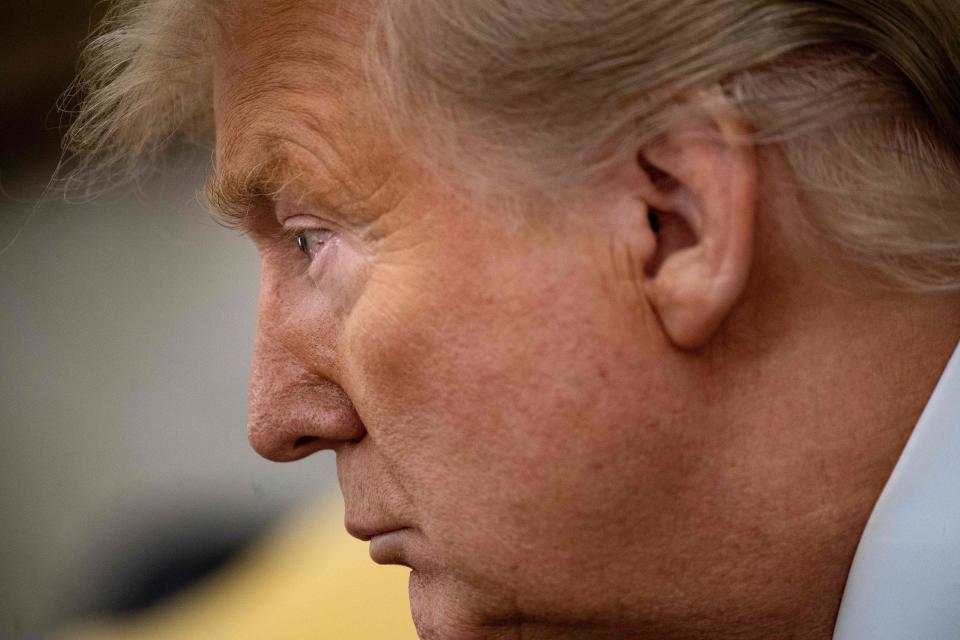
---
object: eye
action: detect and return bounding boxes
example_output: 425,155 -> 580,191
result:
294,228 -> 334,260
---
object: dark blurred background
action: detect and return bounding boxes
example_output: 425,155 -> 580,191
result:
1,4 -> 334,637
1,1 -> 106,196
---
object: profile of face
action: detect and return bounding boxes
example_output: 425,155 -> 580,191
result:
208,2 -> 956,639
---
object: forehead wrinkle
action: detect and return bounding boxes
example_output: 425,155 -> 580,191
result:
221,53 -> 355,116
215,0 -> 371,101
295,107 -> 371,201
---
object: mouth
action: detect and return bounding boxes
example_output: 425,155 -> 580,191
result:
345,522 -> 414,566
345,521 -> 404,541
368,528 -> 414,565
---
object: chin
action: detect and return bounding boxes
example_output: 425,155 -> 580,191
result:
408,570 -> 521,640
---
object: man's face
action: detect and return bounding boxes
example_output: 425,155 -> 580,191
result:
210,2 -> 879,637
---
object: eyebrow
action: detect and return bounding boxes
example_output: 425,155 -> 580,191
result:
204,146 -> 316,231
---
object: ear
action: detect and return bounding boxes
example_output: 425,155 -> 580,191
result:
637,99 -> 757,349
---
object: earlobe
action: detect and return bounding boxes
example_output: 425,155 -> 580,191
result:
638,101 -> 757,349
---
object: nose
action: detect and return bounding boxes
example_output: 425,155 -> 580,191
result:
247,331 -> 366,461
246,261 -> 366,461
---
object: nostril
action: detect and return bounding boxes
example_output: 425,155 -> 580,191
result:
294,435 -> 320,450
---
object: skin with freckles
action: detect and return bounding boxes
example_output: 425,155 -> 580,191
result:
209,2 -> 960,639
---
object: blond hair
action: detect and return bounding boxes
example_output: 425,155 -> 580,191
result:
64,0 -> 960,291
60,0 -> 217,195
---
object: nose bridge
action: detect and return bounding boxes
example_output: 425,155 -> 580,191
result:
247,269 -> 365,461
252,263 -> 342,382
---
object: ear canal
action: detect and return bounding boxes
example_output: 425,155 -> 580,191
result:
643,207 -> 698,279
648,209 -> 661,235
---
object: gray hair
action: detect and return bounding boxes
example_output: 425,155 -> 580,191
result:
64,0 -> 960,291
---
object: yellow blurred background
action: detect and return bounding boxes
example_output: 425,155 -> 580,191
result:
63,499 -> 417,640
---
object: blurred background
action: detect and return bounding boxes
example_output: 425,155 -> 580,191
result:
1,4 -> 413,638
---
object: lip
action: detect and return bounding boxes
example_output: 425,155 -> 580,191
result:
345,521 -> 409,542
345,521 -> 415,565
367,528 -> 414,565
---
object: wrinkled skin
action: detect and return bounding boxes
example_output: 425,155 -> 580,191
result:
209,2 -> 960,639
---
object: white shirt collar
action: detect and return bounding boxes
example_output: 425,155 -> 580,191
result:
834,340 -> 960,639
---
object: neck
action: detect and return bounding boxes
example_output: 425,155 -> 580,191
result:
702,274 -> 960,639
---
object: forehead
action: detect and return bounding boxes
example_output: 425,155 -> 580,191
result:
210,0 -> 392,223
214,0 -> 372,109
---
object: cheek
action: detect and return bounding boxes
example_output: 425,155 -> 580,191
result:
336,222 -> 717,622
343,257 -> 509,462
342,230 -> 666,529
